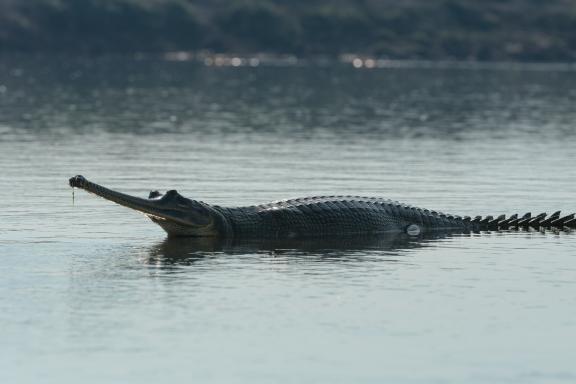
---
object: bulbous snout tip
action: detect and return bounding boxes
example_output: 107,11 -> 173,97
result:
69,175 -> 87,188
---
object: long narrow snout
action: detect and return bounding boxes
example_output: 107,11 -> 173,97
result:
69,175 -> 227,238
69,175 -> 201,228
69,175 -> 161,216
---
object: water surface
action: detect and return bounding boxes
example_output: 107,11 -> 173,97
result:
1,56 -> 576,383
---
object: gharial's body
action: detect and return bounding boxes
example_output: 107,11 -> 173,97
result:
180,195 -> 473,238
69,175 -> 576,238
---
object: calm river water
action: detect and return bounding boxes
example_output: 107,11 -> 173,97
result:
1,55 -> 576,383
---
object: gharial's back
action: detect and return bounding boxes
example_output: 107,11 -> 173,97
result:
213,196 -> 471,238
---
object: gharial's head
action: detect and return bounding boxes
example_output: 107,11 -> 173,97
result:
69,175 -> 227,237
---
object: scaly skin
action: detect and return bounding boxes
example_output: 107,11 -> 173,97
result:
213,197 -> 474,238
69,175 -> 575,238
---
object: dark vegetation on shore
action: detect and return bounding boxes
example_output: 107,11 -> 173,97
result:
2,0 -> 576,61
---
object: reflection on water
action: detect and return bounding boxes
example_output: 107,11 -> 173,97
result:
2,55 -> 576,384
145,232 -> 452,265
145,228 -> 574,267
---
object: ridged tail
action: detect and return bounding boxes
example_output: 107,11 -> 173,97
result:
465,211 -> 576,230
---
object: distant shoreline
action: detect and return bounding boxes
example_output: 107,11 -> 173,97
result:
2,0 -> 576,63
2,52 -> 576,72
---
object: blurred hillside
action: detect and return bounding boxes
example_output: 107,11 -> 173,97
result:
1,0 -> 576,61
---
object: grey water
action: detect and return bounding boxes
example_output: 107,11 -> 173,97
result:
1,55 -> 576,383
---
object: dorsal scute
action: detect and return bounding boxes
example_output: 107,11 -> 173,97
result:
260,195 -> 399,210
253,196 -> 464,226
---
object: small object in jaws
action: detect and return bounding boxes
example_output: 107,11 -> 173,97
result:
406,224 -> 421,236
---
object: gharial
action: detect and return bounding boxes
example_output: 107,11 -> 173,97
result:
69,175 -> 576,238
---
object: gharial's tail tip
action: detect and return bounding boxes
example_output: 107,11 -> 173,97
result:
478,211 -> 576,230
69,175 -> 87,188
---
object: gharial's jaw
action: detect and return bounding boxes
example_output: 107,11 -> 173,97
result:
68,175 -> 216,235
148,215 -> 219,237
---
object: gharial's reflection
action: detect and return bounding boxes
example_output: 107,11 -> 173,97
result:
145,232 -> 471,265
